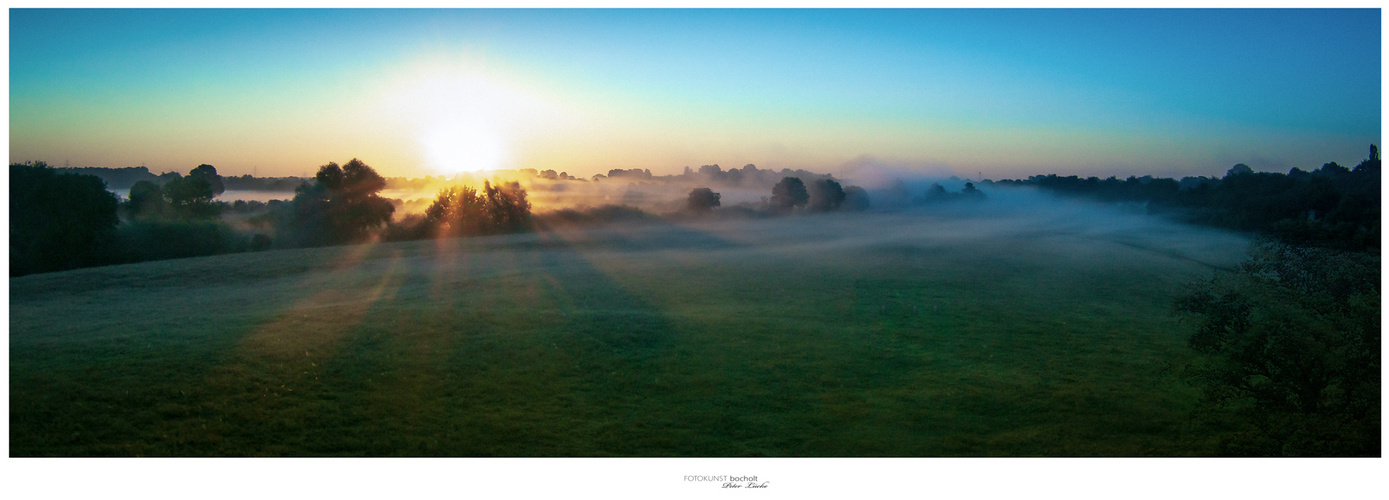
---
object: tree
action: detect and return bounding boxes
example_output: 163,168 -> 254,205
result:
394,180 -> 533,241
1354,144 -> 1380,174
10,161 -> 119,275
483,180 -> 532,233
160,175 -> 218,218
279,159 -> 395,246
1176,240 -> 1380,456
687,187 -> 721,213
807,178 -> 846,212
188,164 -> 225,196
126,180 -> 166,218
425,185 -> 489,237
770,176 -> 809,211
961,182 -> 985,199
1225,163 -> 1254,178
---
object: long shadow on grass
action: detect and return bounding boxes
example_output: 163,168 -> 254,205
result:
412,221 -> 761,456
101,242 -> 417,456
186,221 -> 771,456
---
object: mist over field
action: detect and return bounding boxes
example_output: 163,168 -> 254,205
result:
10,189 -> 1255,456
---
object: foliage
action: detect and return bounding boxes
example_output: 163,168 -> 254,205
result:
1001,145 -> 1381,251
126,180 -> 167,218
386,180 -> 534,241
117,219 -> 260,262
424,184 -> 490,237
1175,240 -> 1380,456
686,187 -> 721,213
189,164 -> 226,196
278,159 -> 396,247
806,178 -> 846,212
9,161 -> 120,276
770,176 -> 809,211
483,180 -> 532,233
159,171 -> 221,219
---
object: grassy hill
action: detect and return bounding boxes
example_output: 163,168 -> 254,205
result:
10,204 -> 1250,456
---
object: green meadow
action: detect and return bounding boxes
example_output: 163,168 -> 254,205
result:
10,207 -> 1250,456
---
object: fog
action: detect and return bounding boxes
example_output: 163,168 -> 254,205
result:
383,170 -> 830,216
104,166 -> 1252,272
499,171 -> 1252,280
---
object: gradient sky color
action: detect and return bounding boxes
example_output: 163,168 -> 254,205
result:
8,8 -> 1382,179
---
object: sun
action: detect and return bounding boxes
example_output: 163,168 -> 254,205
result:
373,57 -> 571,176
420,120 -> 508,174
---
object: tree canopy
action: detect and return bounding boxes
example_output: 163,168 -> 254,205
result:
686,187 -> 721,213
403,179 -> 534,240
10,161 -> 119,276
189,164 -> 225,196
806,178 -> 846,212
770,176 -> 809,211
279,159 -> 395,246
1177,240 -> 1380,456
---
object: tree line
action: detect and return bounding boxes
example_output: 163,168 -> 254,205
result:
10,154 -> 879,276
684,176 -> 870,214
995,145 -> 1381,251
1154,147 -> 1379,456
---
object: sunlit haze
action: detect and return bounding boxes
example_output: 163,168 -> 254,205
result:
9,8 -> 1381,179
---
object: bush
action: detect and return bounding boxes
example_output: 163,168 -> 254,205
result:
117,220 -> 253,262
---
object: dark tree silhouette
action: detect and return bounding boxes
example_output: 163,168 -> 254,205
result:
1001,147 -> 1380,251
770,176 -> 809,211
189,164 -> 225,196
162,175 -> 215,212
1225,163 -> 1254,178
807,178 -> 846,212
687,187 -> 721,213
280,158 -> 395,246
135,165 -> 231,220
10,161 -> 119,276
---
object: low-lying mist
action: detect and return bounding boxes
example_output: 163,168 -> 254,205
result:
519,178 -> 1250,278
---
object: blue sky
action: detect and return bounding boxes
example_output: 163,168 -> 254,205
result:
9,8 -> 1381,179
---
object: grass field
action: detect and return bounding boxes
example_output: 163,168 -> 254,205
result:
9,200 -> 1251,456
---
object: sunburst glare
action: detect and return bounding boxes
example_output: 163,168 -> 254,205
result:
421,120 -> 508,174
375,58 -> 562,174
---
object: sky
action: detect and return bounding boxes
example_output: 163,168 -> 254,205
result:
7,8 -> 1382,180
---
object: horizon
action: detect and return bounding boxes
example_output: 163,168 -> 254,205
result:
9,8 -> 1382,180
